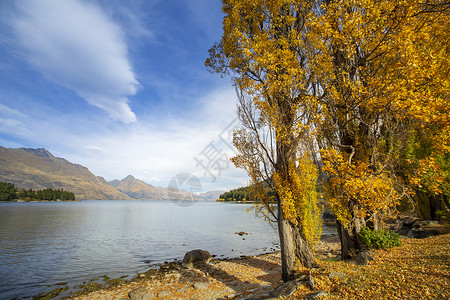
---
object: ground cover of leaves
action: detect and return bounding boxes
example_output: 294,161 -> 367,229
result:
71,234 -> 449,299
292,233 -> 450,299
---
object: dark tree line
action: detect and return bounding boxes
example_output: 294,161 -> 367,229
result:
0,182 -> 75,201
218,186 -> 250,202
0,182 -> 17,201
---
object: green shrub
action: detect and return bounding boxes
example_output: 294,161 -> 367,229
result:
359,226 -> 401,249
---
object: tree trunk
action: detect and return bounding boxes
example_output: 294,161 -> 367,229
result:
337,219 -> 363,260
443,194 -> 450,210
429,194 -> 443,221
372,212 -> 383,230
293,224 -> 315,268
274,94 -> 316,281
278,201 -> 315,281
367,210 -> 382,230
278,212 -> 297,282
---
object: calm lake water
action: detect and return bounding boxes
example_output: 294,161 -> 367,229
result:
0,201 -> 282,299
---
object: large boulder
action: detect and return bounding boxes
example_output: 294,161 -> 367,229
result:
181,249 -> 212,269
305,291 -> 329,299
403,217 -> 420,227
269,274 -> 317,299
128,287 -> 154,300
395,216 -> 420,235
269,279 -> 303,299
410,220 -> 449,238
413,220 -> 436,228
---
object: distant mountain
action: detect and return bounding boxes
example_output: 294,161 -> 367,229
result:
198,190 -> 224,201
0,147 -> 219,201
109,175 -> 169,200
109,175 -> 206,201
0,147 -> 130,200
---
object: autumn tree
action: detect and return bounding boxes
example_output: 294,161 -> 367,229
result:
312,0 -> 449,257
207,1 -> 323,280
208,0 -> 449,266
309,0 -> 409,258
384,1 -> 450,221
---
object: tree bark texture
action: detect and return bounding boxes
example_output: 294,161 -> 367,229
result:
293,224 -> 315,269
278,211 -> 297,282
278,201 -> 315,281
337,219 -> 363,260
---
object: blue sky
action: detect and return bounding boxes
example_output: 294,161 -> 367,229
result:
0,0 -> 247,192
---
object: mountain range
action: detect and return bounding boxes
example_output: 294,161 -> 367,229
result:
0,147 -> 222,201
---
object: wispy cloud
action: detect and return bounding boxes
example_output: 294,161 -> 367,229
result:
0,103 -> 29,136
108,1 -> 154,40
0,103 -> 26,118
12,0 -> 139,123
0,117 -> 29,136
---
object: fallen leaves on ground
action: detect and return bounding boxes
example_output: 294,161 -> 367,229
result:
291,234 -> 450,299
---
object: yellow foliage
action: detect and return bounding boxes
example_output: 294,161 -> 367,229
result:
321,148 -> 399,228
308,0 -> 449,225
409,156 -> 447,195
273,155 -> 322,249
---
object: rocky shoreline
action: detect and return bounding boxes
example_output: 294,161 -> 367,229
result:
65,234 -> 340,300
37,213 -> 450,299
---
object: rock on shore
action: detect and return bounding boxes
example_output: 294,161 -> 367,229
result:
181,249 -> 212,269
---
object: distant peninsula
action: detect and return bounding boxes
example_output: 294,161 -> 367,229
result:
0,181 -> 75,201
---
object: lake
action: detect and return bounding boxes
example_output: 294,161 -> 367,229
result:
0,201 -> 282,299
0,200 -> 335,299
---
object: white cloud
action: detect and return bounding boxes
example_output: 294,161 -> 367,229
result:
0,1 -> 247,192
84,145 -> 105,154
47,86 -> 248,191
12,0 -> 139,123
